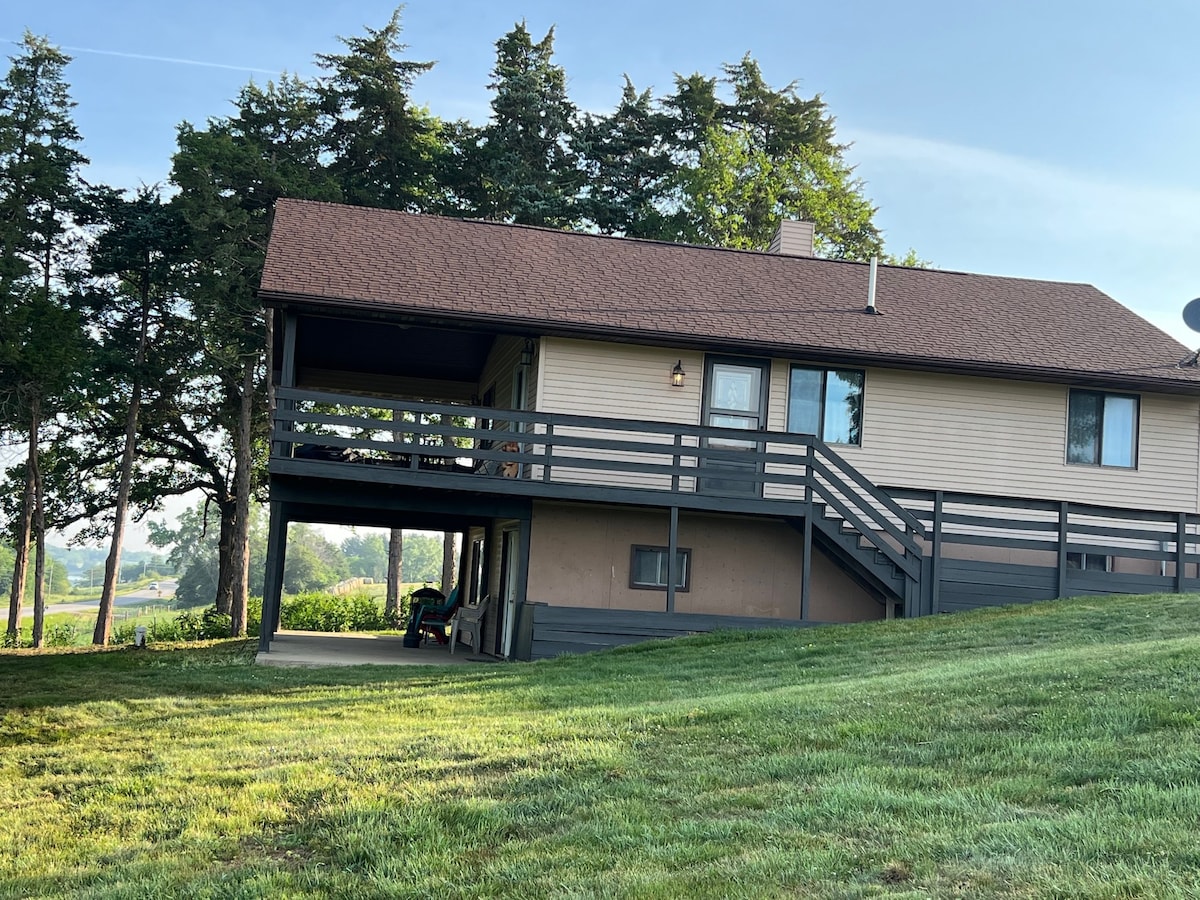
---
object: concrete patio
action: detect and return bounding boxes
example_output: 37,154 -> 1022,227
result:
256,630 -> 498,668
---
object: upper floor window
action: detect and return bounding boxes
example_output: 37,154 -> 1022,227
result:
1067,389 -> 1138,468
787,367 -> 864,445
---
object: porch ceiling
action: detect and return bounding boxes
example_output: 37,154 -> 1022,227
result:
294,313 -> 496,383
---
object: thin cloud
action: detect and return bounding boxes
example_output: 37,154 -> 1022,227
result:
4,40 -> 279,76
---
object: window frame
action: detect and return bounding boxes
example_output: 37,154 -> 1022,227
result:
786,365 -> 865,446
1066,388 -> 1139,469
629,545 -> 691,592
1066,551 -> 1111,573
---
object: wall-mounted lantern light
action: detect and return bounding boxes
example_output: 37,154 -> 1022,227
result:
520,339 -> 534,368
671,360 -> 686,387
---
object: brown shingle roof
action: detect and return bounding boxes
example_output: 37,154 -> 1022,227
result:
260,198 -> 1200,393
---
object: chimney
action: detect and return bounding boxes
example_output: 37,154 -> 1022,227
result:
768,220 -> 814,257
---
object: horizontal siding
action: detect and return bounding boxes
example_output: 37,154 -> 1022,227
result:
540,337 -> 703,424
542,339 -> 1199,514
779,366 -> 1199,514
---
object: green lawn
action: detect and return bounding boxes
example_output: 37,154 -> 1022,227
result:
2,594 -> 1200,898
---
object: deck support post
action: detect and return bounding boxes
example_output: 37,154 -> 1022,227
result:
666,506 -> 680,613
513,515 -> 532,659
1057,501 -> 1069,598
931,491 -> 944,615
1176,512 -> 1187,593
258,500 -> 288,653
800,506 -> 812,621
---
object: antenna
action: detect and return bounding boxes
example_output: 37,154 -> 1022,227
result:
1180,298 -> 1200,366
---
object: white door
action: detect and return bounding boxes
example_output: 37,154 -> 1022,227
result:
500,528 -> 519,657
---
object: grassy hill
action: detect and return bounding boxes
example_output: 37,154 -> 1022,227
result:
2,593 -> 1199,898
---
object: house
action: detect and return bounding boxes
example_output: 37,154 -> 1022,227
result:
256,198 -> 1200,660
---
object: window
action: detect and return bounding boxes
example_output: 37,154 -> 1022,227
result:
1067,390 -> 1138,468
630,545 -> 690,591
1066,551 -> 1110,572
787,366 -> 864,445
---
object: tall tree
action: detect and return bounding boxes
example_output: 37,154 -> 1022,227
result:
80,187 -> 189,644
316,8 -> 444,212
169,76 -> 339,634
574,77 -> 680,239
0,34 -> 88,646
663,56 -> 882,258
464,23 -> 578,226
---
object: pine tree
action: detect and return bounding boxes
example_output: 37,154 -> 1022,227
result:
470,23 -> 579,227
0,34 -> 88,646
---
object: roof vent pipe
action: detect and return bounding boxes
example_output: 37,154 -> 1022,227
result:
865,257 -> 880,315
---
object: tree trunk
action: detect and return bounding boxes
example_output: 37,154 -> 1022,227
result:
214,504 -> 235,615
31,445 -> 45,648
228,356 -> 255,636
385,529 -> 403,620
94,291 -> 151,646
441,532 -> 456,595
5,396 -> 39,646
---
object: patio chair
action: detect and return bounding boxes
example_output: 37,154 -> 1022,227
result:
450,595 -> 491,655
403,586 -> 462,647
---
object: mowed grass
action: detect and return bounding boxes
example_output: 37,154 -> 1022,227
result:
2,594 -> 1200,898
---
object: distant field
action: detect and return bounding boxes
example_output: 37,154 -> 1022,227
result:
3,593 -> 1200,898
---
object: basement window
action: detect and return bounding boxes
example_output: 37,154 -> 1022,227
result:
1066,551 -> 1111,572
630,545 -> 690,591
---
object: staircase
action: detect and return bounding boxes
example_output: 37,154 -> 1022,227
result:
802,441 -> 926,616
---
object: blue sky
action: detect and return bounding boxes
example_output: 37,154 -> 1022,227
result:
7,0 -> 1200,344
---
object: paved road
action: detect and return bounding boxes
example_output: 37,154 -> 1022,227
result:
19,581 -> 179,619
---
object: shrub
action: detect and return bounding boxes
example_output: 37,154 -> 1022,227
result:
201,607 -> 232,639
281,591 -> 385,632
44,622 -> 78,648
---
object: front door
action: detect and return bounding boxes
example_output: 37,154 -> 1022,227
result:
700,357 -> 770,496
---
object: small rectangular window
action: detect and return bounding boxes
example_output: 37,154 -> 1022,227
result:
1067,389 -> 1138,468
787,366 -> 864,445
1066,551 -> 1110,572
630,545 -> 690,591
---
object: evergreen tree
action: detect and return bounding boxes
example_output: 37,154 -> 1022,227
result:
0,34 -> 88,647
169,76 -> 339,635
467,23 -> 579,226
316,8 -> 445,211
574,77 -> 680,239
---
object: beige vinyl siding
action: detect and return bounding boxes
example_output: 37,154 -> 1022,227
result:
542,339 -> 1200,513
537,338 -> 704,490
479,335 -> 532,411
770,365 -> 1199,513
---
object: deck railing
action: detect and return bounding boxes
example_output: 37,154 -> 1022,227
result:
271,387 -> 925,571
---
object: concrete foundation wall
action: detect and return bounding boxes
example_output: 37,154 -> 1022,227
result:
526,501 -> 882,624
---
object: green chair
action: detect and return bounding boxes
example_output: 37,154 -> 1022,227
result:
403,586 -> 461,646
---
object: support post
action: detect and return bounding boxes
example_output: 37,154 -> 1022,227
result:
542,423 -> 554,483
258,500 -> 288,653
666,506 -> 680,613
1176,512 -> 1187,593
1057,500 -> 1069,598
800,509 -> 812,621
513,515 -> 532,660
931,491 -> 943,615
671,433 -> 682,493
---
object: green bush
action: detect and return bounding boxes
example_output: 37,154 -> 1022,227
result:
281,591 -> 385,632
44,622 -> 78,648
